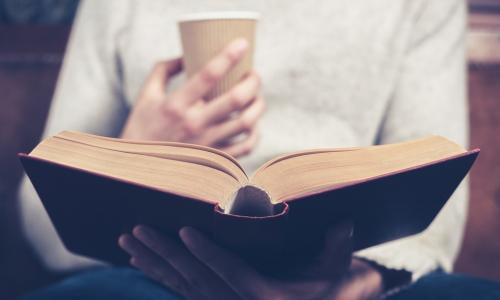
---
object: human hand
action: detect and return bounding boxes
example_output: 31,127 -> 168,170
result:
121,38 -> 265,158
118,223 -> 383,300
329,259 -> 384,300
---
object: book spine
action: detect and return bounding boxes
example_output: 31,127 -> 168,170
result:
211,203 -> 289,273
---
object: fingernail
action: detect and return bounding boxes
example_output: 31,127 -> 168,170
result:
118,234 -> 134,252
129,257 -> 137,267
133,225 -> 152,242
229,38 -> 248,56
118,234 -> 127,248
179,226 -> 198,245
338,221 -> 354,239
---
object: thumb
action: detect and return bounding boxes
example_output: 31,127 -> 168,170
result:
323,221 -> 354,255
144,57 -> 183,94
313,221 -> 354,278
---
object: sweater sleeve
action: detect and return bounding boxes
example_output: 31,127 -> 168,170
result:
355,0 -> 468,280
17,0 -> 132,272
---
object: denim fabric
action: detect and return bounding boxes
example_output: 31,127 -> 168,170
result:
20,267 -> 500,300
386,271 -> 500,300
20,267 -> 179,300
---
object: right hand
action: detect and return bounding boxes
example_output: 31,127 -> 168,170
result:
121,38 -> 265,158
118,223 -> 370,300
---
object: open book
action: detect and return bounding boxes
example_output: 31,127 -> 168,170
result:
20,131 -> 478,270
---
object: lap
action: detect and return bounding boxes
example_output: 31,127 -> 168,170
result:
19,267 -> 500,300
387,271 -> 500,300
19,267 -> 179,300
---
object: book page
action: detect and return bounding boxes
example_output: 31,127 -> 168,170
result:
58,131 -> 248,183
251,136 -> 466,202
224,185 -> 274,216
30,136 -> 243,205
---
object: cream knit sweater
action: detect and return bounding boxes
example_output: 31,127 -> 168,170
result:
18,0 -> 468,281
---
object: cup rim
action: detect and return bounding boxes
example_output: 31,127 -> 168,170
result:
178,11 -> 260,23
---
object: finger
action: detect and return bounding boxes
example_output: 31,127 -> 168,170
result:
220,128 -> 259,158
129,257 -> 204,300
323,222 -> 354,256
176,38 -> 249,105
119,233 -> 150,257
202,71 -> 261,125
143,58 -> 183,97
133,226 -> 200,272
133,226 -> 237,299
308,222 -> 354,278
118,234 -> 190,296
201,95 -> 265,146
163,57 -> 184,78
128,256 -> 161,284
329,259 -> 384,300
179,226 -> 267,299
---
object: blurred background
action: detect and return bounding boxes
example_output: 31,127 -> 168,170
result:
0,0 -> 499,298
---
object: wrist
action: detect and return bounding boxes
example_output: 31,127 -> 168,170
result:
353,257 -> 412,293
350,258 -> 384,295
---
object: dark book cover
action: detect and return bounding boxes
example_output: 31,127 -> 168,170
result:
19,149 -> 479,271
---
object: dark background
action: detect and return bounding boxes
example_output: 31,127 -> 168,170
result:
0,0 -> 78,24
0,0 -> 500,299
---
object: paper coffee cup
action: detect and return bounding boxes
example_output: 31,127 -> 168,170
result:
178,11 -> 259,100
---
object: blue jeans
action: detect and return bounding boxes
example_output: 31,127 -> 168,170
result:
20,267 -> 500,300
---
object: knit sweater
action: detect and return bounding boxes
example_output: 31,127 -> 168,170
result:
18,0 -> 468,281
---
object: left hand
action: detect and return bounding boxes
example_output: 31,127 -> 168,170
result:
118,224 -> 382,299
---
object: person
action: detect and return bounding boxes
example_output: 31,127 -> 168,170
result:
16,0 -> 500,299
